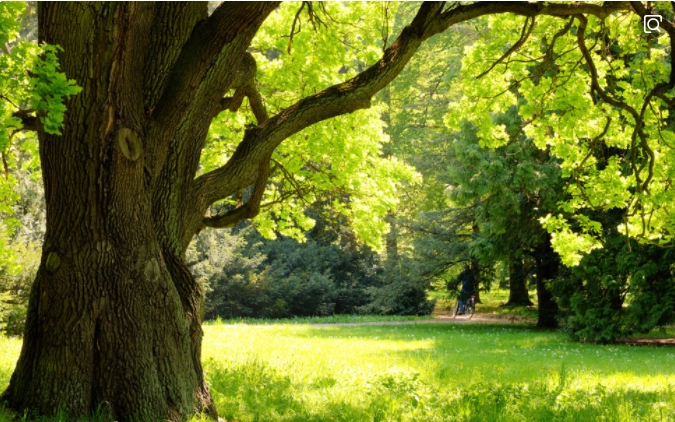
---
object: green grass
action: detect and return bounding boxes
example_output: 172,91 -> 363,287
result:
2,320 -> 675,421
0,335 -> 21,402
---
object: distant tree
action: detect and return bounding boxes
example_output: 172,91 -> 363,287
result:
444,108 -> 563,321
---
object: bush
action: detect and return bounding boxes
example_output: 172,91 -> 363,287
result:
358,266 -> 435,316
188,225 -> 401,320
554,235 -> 675,342
188,221 -> 436,320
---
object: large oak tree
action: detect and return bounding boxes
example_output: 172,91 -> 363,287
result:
0,1 -> 647,420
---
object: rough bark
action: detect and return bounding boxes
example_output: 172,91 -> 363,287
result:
1,3 -> 276,420
507,253 -> 533,306
1,1 -> 633,420
533,240 -> 559,329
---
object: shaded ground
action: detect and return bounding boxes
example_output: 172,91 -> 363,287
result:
612,338 -> 675,346
309,312 -> 534,327
310,312 -> 675,347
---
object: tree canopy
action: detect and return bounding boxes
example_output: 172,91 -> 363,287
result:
448,2 -> 675,263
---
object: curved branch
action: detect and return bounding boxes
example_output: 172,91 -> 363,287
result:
628,2 -> 675,192
575,15 -> 649,190
203,70 -> 272,229
202,152 -> 271,229
145,3 -> 278,189
545,17 -> 575,64
219,83 -> 269,124
191,1 -> 632,218
217,53 -> 269,124
575,16 -> 639,119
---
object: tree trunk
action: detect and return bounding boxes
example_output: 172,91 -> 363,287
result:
384,211 -> 399,267
506,253 -> 533,306
1,3 -> 274,420
469,260 -> 481,304
534,240 -> 559,328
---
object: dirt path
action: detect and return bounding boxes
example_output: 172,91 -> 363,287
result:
605,338 -> 675,346
309,314 -> 675,346
309,313 -> 534,327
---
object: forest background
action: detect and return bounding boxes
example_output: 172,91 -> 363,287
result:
1,1 -> 675,346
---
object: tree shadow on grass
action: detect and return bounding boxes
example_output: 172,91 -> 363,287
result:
204,356 -> 675,422
442,382 -> 675,422
283,323 -> 675,381
205,359 -> 379,422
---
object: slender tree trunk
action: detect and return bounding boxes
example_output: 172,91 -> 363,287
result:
384,211 -> 399,266
506,253 -> 533,306
534,240 -> 559,328
380,83 -> 399,269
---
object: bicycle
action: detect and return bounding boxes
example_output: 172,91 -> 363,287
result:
452,294 -> 476,319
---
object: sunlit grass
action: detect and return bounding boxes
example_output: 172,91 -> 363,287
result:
1,321 -> 675,421
201,321 -> 675,421
0,335 -> 21,396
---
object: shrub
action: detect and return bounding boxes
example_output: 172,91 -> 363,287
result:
554,235 -> 675,342
189,225 -> 404,320
358,266 -> 435,316
188,220 -> 437,320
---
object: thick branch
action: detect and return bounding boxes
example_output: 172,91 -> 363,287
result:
192,1 -> 632,217
192,2 -> 447,209
202,153 -> 271,228
152,2 -> 278,136
142,3 -> 208,112
204,71 -> 272,229
11,110 -> 40,132
145,2 -> 278,222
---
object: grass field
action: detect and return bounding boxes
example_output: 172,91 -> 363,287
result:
200,322 -> 675,421
1,319 -> 674,421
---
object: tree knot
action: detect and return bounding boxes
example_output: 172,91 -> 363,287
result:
117,128 -> 143,161
46,251 -> 61,273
